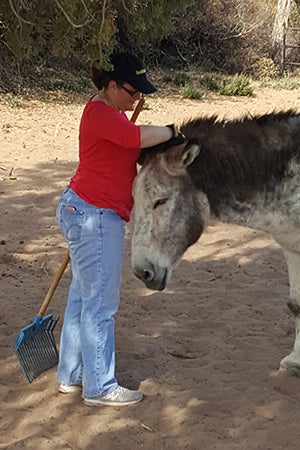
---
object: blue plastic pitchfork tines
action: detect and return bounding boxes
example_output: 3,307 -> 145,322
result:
14,251 -> 70,383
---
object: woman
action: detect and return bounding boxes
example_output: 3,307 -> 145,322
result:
56,51 -> 177,407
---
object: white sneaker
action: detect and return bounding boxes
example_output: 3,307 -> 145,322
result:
59,383 -> 82,394
83,385 -> 144,406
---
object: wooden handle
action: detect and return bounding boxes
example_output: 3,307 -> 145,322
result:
130,97 -> 145,123
37,250 -> 70,317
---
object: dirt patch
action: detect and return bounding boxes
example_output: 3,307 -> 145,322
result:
1,83 -> 300,450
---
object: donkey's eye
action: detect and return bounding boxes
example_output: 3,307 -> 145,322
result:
153,198 -> 168,210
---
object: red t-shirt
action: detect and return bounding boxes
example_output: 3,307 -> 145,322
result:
69,96 -> 141,221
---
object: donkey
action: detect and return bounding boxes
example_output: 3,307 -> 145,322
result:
131,110 -> 300,373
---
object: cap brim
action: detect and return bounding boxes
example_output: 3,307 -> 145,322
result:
128,77 -> 156,94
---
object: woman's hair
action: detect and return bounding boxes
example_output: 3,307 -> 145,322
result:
91,66 -> 113,90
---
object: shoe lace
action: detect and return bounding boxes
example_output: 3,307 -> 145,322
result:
105,386 -> 128,401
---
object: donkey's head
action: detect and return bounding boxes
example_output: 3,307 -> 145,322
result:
131,141 -> 210,291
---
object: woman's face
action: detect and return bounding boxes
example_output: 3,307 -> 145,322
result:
109,80 -> 141,111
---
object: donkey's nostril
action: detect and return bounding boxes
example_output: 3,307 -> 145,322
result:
133,260 -> 155,284
132,260 -> 168,291
143,269 -> 154,282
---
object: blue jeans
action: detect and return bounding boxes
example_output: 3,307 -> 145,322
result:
56,188 -> 125,398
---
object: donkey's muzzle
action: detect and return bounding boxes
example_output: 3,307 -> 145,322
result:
133,259 -> 168,291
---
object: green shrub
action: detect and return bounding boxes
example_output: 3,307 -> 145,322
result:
260,73 -> 300,90
200,72 -> 253,96
200,72 -> 222,91
219,75 -> 253,96
179,82 -> 203,99
174,71 -> 191,86
4,95 -> 20,108
41,79 -> 91,93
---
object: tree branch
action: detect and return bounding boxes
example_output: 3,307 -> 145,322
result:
8,0 -> 34,26
54,0 -> 95,28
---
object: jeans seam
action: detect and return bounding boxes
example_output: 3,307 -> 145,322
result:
95,210 -> 104,395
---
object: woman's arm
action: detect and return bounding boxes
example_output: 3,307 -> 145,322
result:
139,125 -> 173,149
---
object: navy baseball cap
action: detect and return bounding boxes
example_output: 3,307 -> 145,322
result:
108,52 -> 156,94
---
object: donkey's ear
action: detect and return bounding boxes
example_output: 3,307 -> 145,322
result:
180,142 -> 201,168
164,141 -> 201,173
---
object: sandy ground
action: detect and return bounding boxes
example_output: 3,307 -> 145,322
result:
1,80 -> 300,450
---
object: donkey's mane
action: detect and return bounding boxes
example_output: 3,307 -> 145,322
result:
179,110 -> 300,210
180,110 -> 299,152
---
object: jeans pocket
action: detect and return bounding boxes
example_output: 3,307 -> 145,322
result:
59,205 -> 84,242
